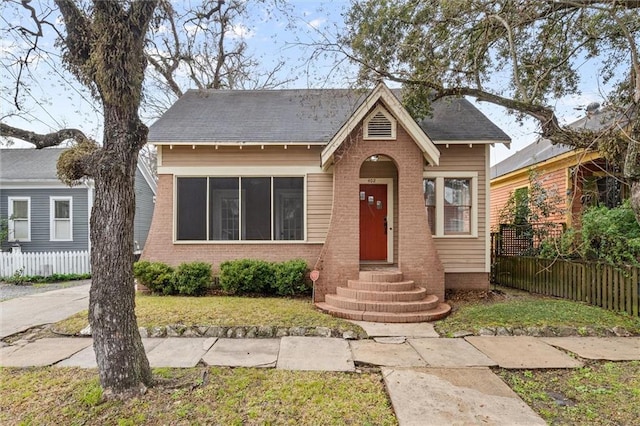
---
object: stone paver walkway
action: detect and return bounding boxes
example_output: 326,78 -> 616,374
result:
382,367 -> 547,425
465,336 -> 584,369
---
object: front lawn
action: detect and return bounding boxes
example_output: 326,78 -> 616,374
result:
0,367 -> 397,425
54,295 -> 364,335
498,361 -> 640,425
435,286 -> 640,337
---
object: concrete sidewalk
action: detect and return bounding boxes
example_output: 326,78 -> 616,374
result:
2,333 -> 638,425
0,283 -> 90,338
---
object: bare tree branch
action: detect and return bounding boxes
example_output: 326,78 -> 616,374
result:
0,122 -> 91,149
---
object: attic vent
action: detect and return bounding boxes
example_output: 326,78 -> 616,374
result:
364,106 -> 396,140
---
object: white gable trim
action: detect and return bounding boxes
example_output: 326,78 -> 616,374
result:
321,83 -> 440,170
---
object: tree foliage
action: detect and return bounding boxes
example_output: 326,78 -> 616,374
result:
341,0 -> 640,223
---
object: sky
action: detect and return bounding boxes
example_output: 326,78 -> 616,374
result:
0,0 -> 616,166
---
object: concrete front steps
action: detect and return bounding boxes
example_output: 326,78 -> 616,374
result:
316,270 -> 451,323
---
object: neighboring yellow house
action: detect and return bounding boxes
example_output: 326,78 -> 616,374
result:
490,109 -> 629,230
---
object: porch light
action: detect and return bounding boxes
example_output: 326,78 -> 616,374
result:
370,155 -> 379,162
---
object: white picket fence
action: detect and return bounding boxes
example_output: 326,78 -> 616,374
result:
0,250 -> 91,277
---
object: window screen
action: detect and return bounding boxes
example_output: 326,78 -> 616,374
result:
274,177 -> 304,240
242,177 -> 271,240
209,177 -> 239,240
176,177 -> 207,240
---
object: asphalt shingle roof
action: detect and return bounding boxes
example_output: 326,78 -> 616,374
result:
148,88 -> 511,144
0,148 -> 65,180
490,109 -> 619,179
0,148 -> 157,193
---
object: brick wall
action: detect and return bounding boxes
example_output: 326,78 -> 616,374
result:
141,175 -> 323,271
314,116 -> 445,302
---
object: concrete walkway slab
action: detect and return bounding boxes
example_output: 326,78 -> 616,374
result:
350,340 -> 427,367
466,336 -> 583,369
0,338 -> 91,367
0,284 -> 90,338
541,337 -> 640,361
56,338 -> 164,368
382,367 -> 546,425
277,336 -> 354,371
203,338 -> 280,368
146,337 -> 216,368
348,320 -> 439,338
409,338 -> 497,367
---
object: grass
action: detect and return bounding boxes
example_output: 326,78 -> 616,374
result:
54,295 -> 364,335
0,367 -> 397,425
435,286 -> 640,337
498,361 -> 640,425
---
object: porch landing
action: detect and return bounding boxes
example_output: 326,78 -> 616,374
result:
316,269 -> 451,323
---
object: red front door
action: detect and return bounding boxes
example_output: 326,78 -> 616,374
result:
360,184 -> 388,261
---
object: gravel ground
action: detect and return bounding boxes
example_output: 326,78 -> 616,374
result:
0,279 -> 91,301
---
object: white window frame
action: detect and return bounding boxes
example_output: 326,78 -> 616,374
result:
363,105 -> 397,140
173,174 -> 307,244
423,172 -> 478,238
50,196 -> 73,241
7,196 -> 31,242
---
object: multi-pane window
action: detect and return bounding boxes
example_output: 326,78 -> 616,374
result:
444,179 -> 471,234
176,176 -> 304,241
50,197 -> 73,241
423,174 -> 477,237
8,197 -> 30,241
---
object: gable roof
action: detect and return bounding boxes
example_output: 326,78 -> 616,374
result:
0,148 -> 157,194
321,82 -> 440,169
148,87 -> 511,145
490,108 -> 620,179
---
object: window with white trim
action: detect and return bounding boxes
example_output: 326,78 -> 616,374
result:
8,197 -> 30,242
50,197 -> 73,241
423,173 -> 478,237
364,106 -> 396,140
176,176 -> 304,241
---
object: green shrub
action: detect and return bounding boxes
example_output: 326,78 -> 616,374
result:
219,258 -> 309,296
580,200 -> 640,266
173,262 -> 212,296
272,259 -> 310,296
219,259 -> 275,294
539,201 -> 640,266
133,261 -> 175,295
1,271 -> 91,284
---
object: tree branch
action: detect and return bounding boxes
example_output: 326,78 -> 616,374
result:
0,122 -> 91,149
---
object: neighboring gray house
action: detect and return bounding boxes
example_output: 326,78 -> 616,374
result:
0,148 -> 156,253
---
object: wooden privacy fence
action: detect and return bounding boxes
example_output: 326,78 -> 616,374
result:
0,250 -> 91,277
494,256 -> 639,317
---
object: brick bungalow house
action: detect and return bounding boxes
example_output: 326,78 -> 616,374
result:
142,83 -> 511,322
490,108 -> 629,231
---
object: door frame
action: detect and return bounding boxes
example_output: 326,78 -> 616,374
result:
359,178 -> 394,263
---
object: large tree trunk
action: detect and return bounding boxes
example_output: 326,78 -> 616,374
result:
89,107 -> 152,398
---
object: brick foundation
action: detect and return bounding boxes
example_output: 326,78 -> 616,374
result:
444,272 -> 490,290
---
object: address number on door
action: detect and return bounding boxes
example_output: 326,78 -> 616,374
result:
367,178 -> 376,183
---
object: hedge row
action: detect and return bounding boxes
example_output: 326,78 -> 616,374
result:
133,261 -> 212,296
219,258 -> 310,296
133,258 -> 310,297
